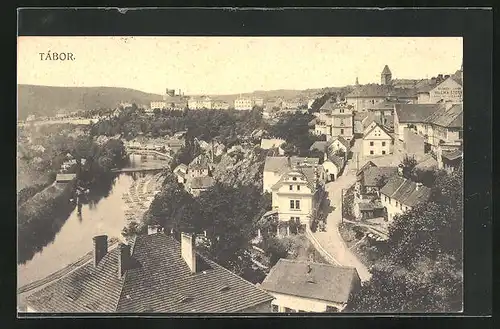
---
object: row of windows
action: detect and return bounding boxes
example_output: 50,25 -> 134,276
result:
290,200 -> 301,210
384,195 -> 408,211
289,185 -> 301,191
369,141 -> 387,146
369,150 -> 387,155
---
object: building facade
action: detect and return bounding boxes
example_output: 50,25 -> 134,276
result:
379,172 -> 431,222
362,123 -> 394,156
234,97 -> 255,110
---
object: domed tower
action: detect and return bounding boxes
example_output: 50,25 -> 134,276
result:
381,65 -> 392,85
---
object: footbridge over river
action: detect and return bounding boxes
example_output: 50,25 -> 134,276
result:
125,147 -> 173,161
114,147 -> 172,173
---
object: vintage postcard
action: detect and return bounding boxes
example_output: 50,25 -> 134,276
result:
17,33 -> 464,314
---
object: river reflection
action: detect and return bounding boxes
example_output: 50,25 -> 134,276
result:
17,154 -> 165,288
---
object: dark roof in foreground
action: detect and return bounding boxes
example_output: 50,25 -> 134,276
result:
261,259 -> 360,304
380,175 -> 431,207
25,233 -> 273,313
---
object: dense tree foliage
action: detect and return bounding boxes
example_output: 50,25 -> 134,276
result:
346,168 -> 463,312
400,154 -> 418,179
169,138 -> 201,171
146,175 -> 270,275
90,107 -> 267,143
267,113 -> 323,156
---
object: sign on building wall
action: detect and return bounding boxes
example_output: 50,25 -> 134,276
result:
429,78 -> 463,103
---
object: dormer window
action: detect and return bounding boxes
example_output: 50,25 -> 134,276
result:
292,177 -> 297,181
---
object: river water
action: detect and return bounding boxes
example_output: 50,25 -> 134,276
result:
17,154 -> 166,289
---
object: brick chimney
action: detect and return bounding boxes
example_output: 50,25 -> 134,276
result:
181,233 -> 196,273
397,164 -> 404,176
117,243 -> 131,278
93,235 -> 108,267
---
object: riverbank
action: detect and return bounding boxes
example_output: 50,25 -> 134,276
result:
122,172 -> 164,223
18,181 -> 76,265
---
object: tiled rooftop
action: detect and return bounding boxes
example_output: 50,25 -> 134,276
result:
25,233 -> 273,313
261,259 -> 361,304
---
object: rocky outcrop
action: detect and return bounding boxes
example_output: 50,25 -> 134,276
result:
211,145 -> 265,189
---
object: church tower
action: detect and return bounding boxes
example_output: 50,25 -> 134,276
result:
355,77 -> 359,86
381,65 -> 392,85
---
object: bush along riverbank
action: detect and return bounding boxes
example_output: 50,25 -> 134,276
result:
17,181 -> 76,264
17,138 -> 128,264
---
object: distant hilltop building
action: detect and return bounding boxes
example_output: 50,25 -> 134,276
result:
234,96 -> 264,111
187,96 -> 230,110
149,88 -> 188,112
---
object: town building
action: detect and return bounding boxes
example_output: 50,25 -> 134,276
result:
261,259 -> 361,313
150,88 -> 188,111
353,112 -> 369,137
269,163 -> 325,229
393,103 -> 442,146
173,163 -> 188,184
282,98 -> 306,110
188,96 -> 214,110
310,136 -> 350,158
260,138 -> 286,156
263,156 -> 322,193
346,66 -> 418,112
416,69 -> 463,104
24,233 -> 273,313
315,101 -> 354,142
346,85 -> 418,112
437,147 -> 463,173
379,169 -> 432,222
309,138 -> 349,182
394,102 -> 463,153
234,97 -> 257,111
355,166 -> 398,198
362,122 -> 394,157
322,154 -> 345,183
392,78 -> 423,89
353,165 -> 398,220
212,100 -> 230,110
174,154 -> 215,197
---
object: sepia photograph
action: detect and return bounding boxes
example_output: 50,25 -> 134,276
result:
17,34 -> 464,314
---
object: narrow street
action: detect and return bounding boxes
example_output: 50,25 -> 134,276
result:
312,139 -> 372,282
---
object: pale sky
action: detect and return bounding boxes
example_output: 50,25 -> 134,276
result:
17,37 -> 462,95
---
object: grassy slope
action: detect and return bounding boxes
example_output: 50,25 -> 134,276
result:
17,85 -> 164,119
